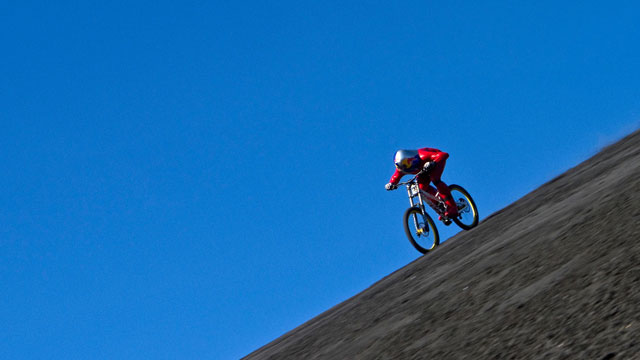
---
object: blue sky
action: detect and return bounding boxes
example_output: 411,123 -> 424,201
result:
2,1 -> 639,359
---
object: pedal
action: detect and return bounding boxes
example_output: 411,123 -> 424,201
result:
443,219 -> 452,226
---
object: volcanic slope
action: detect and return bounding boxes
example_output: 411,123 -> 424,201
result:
244,130 -> 640,360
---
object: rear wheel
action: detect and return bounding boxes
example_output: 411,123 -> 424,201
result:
448,184 -> 479,230
403,207 -> 439,254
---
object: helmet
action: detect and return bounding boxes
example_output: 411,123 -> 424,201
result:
394,150 -> 420,172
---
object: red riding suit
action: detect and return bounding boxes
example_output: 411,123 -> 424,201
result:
389,148 -> 459,217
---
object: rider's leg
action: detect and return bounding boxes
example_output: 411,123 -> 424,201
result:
418,181 -> 438,197
429,160 -> 459,217
417,173 -> 438,197
433,180 -> 458,217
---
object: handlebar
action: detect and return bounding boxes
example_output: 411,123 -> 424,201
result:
394,170 -> 428,187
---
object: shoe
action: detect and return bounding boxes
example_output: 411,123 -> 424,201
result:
438,215 -> 452,226
444,200 -> 459,219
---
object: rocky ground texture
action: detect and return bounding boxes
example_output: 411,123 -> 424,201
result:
244,130 -> 640,360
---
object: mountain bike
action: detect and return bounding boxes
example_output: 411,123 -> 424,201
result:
393,172 -> 479,254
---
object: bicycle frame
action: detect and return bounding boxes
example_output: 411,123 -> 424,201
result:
397,173 -> 445,217
395,172 -> 478,253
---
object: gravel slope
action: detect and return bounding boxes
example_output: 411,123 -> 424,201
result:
244,130 -> 640,360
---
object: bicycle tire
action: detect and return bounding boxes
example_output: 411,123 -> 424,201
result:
448,184 -> 479,230
403,206 -> 440,254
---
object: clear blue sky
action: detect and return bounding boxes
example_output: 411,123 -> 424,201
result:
2,1 -> 639,359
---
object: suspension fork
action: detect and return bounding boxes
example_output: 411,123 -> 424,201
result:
406,185 -> 426,211
406,185 -> 415,208
407,185 -> 427,234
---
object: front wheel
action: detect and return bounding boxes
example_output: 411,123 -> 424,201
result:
403,207 -> 440,254
448,184 -> 479,230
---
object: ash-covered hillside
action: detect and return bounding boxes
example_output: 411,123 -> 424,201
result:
244,130 -> 640,360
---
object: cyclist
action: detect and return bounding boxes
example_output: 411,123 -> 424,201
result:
385,148 -> 459,220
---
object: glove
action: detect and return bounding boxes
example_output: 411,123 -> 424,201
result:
422,161 -> 436,174
385,183 -> 397,191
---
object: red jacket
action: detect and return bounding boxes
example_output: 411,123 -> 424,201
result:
389,148 -> 449,184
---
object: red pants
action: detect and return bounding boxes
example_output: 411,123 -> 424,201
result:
417,159 -> 458,216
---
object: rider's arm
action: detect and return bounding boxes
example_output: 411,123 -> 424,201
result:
389,168 -> 404,184
418,148 -> 449,164
431,151 -> 449,163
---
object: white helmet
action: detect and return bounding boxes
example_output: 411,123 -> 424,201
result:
394,150 -> 420,172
